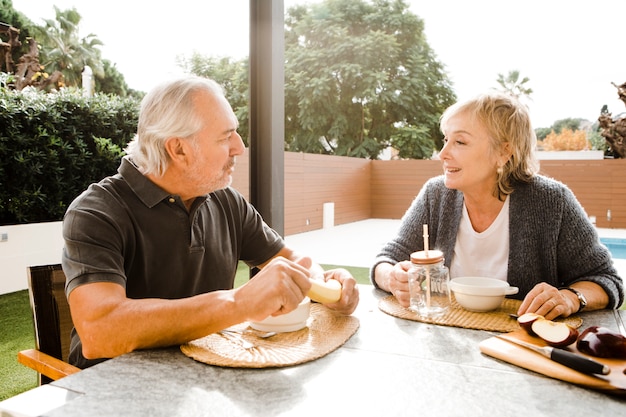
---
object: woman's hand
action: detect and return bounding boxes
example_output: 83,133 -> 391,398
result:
518,281 -> 609,320
517,282 -> 577,320
375,261 -> 412,308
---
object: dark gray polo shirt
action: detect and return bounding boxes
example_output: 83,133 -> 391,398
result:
62,157 -> 284,367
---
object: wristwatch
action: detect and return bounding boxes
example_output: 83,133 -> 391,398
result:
559,287 -> 587,313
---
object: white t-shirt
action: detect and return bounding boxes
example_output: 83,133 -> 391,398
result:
450,196 -> 510,282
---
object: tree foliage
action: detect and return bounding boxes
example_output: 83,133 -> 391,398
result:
535,117 -> 587,141
32,6 -> 104,87
0,0 -> 34,63
551,117 -> 585,134
496,70 -> 533,100
176,0 -> 456,159
284,0 -> 456,159
4,3 -> 131,96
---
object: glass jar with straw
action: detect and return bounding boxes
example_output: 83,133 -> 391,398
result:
408,225 -> 451,318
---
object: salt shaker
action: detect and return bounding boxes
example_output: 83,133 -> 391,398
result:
408,249 -> 450,318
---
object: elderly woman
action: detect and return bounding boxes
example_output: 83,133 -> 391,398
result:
371,92 -> 624,319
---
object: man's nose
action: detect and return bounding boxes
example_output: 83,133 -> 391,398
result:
231,132 -> 245,155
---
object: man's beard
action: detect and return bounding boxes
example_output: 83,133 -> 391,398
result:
190,159 -> 235,194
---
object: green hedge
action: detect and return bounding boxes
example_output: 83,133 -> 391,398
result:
0,87 -> 139,225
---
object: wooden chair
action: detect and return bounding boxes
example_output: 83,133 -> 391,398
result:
18,264 -> 80,384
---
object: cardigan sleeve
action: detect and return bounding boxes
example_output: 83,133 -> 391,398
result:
369,177 -> 462,288
507,176 -> 624,308
555,183 -> 624,308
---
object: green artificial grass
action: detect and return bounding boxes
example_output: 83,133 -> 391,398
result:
0,290 -> 37,401
234,262 -> 371,288
0,263 -> 370,401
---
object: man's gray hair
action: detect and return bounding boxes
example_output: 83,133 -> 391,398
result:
125,76 -> 225,176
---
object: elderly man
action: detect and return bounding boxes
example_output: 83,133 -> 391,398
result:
62,76 -> 359,368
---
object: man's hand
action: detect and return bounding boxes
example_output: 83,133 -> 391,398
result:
235,256 -> 313,322
318,268 -> 359,315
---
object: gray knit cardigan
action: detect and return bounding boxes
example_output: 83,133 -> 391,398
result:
370,175 -> 624,309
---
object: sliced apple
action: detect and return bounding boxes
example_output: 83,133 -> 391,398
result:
531,318 -> 579,348
517,313 -> 543,336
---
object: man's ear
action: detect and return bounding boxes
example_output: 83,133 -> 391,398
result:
164,137 -> 189,165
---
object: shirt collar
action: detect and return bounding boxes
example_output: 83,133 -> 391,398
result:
118,156 -> 171,208
118,156 -> 211,209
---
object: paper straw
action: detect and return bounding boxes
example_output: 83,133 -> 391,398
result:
423,224 -> 431,307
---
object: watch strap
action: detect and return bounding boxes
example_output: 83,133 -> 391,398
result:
559,287 -> 587,313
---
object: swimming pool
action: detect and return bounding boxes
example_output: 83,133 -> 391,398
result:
600,237 -> 626,259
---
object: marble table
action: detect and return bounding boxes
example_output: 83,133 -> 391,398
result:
2,286 -> 625,416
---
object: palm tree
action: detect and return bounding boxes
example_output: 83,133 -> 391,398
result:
495,70 -> 533,101
33,6 -> 104,87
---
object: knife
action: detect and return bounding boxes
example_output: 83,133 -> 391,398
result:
496,335 -> 610,376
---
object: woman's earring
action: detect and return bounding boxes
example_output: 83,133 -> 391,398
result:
497,166 -> 503,175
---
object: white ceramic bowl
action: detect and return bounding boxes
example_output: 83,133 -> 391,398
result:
250,297 -> 311,332
449,277 -> 519,312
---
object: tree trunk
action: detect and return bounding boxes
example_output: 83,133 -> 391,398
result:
598,82 -> 626,159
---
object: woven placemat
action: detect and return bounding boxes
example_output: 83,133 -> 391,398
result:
180,304 -> 359,368
378,295 -> 583,332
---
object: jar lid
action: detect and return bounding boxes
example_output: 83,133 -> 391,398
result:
410,250 -> 444,264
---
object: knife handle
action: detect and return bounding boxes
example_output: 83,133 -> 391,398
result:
550,348 -> 610,375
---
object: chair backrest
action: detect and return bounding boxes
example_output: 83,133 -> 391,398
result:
26,264 -> 74,382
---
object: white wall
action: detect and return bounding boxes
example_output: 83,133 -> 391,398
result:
536,150 -> 604,160
0,221 -> 64,295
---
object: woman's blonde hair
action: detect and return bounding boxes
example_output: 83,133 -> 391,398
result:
440,92 -> 540,200
125,76 -> 225,176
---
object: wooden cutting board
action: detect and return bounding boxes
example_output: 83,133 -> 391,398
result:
479,329 -> 626,396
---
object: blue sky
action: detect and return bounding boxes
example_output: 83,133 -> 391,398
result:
11,0 -> 626,128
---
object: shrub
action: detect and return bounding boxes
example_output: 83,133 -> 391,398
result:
587,127 -> 609,152
539,128 -> 590,151
0,87 -> 139,225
